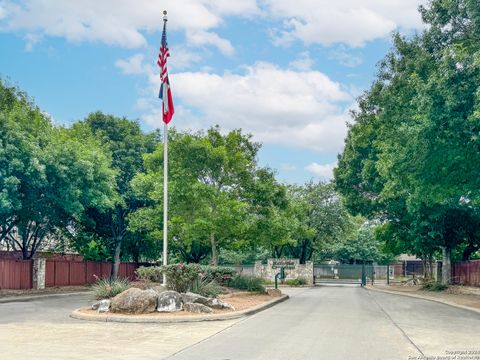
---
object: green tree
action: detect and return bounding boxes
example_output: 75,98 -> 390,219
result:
335,0 -> 480,283
131,127 -> 266,265
0,81 -> 116,258
286,182 -> 353,264
74,112 -> 158,277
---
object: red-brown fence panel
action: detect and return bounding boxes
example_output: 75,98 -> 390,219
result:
69,262 -> 87,285
53,261 -> 70,286
0,259 -> 33,289
45,260 -> 55,287
100,263 -> 112,278
45,260 -> 139,287
118,263 -> 138,280
86,262 -> 102,284
453,260 -> 480,286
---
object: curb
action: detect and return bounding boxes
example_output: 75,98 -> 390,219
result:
70,294 -> 289,323
0,291 -> 92,304
365,286 -> 480,315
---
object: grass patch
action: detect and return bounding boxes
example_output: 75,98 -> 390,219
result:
285,278 -> 307,286
191,278 -> 222,298
228,275 -> 265,293
92,277 -> 131,299
421,281 -> 448,292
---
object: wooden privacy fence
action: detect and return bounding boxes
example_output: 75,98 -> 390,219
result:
0,259 -> 33,289
45,260 -> 138,287
453,260 -> 480,287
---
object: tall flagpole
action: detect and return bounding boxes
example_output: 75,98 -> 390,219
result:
162,10 -> 168,285
163,121 -> 168,285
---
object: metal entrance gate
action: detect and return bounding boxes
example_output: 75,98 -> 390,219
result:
313,264 -> 374,286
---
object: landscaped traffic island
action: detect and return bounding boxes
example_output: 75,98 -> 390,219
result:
71,264 -> 288,323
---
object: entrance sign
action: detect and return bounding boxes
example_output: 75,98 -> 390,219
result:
254,258 -> 314,285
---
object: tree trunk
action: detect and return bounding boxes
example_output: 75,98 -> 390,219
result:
111,237 -> 122,279
441,246 -> 452,285
210,233 -> 218,266
426,255 -> 434,280
273,246 -> 284,258
22,246 -> 29,260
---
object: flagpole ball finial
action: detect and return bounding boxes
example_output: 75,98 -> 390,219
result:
163,10 -> 168,21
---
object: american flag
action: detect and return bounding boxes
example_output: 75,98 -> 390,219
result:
158,19 -> 174,124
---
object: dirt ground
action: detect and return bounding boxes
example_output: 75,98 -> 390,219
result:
370,284 -> 480,310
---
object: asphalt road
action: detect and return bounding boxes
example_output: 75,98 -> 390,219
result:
0,293 -> 242,360
0,293 -> 91,324
168,286 -> 480,360
1,287 -> 479,360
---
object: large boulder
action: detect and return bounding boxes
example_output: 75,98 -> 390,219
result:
157,291 -> 183,312
206,298 -> 235,311
150,285 -> 167,295
91,299 -> 111,313
267,288 -> 282,297
181,292 -> 235,311
110,288 -> 157,314
183,303 -> 213,314
181,292 -> 209,305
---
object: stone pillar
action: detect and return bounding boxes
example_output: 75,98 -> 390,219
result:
305,261 -> 314,285
33,258 -> 46,290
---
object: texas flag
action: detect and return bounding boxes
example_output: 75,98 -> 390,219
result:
157,20 -> 174,124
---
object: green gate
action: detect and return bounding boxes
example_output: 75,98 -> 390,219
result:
313,263 -> 374,286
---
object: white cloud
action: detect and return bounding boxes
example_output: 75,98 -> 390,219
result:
135,61 -> 352,152
329,46 -> 363,68
305,162 -> 337,180
0,0 -> 259,48
115,54 -> 147,75
266,0 -> 426,47
169,46 -> 203,70
186,30 -> 234,56
289,51 -> 314,71
0,2 -> 7,20
23,32 -> 41,51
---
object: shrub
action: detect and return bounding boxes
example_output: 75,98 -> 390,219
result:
421,281 -> 448,292
285,278 -> 307,287
136,266 -> 163,283
191,278 -> 222,298
161,263 -> 201,293
92,277 -> 131,299
261,278 -> 274,285
228,275 -> 265,293
201,266 -> 237,285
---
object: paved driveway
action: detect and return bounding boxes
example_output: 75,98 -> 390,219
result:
1,287 -> 479,360
169,286 -> 480,360
0,293 -> 242,360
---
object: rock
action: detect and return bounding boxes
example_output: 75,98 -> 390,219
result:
92,299 -> 111,313
157,291 -> 183,312
206,298 -> 235,311
110,288 -> 157,314
181,292 -> 209,305
267,288 -> 282,297
183,303 -> 213,314
150,285 -> 167,295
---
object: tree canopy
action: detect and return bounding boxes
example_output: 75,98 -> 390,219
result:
334,0 -> 480,282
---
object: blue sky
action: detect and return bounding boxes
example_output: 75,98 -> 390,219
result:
0,0 -> 426,183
